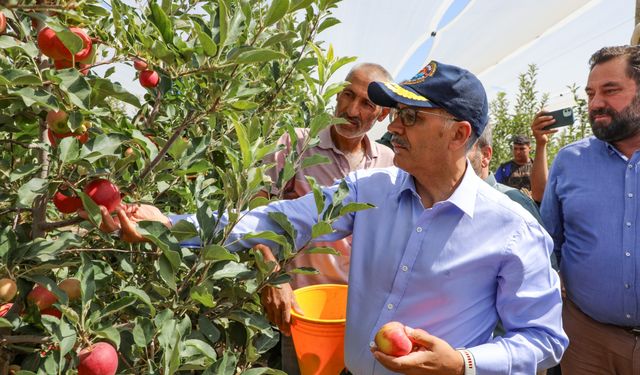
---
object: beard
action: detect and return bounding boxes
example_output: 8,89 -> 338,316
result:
590,94 -> 640,142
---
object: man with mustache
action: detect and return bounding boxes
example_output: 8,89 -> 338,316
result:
258,62 -> 395,374
89,61 -> 567,374
541,45 -> 640,375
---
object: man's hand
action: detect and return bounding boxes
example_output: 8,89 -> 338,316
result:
531,111 -> 559,146
260,282 -> 302,336
78,203 -> 170,243
372,327 -> 464,375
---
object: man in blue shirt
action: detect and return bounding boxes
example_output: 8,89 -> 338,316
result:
541,45 -> 640,375
91,61 -> 567,374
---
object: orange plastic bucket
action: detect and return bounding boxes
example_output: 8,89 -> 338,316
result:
290,284 -> 348,375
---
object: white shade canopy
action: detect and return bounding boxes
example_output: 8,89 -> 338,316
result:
318,0 -> 635,140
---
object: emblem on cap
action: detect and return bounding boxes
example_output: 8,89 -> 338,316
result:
404,61 -> 437,85
383,82 -> 429,102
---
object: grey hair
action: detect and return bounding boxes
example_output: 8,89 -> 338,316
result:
345,63 -> 393,82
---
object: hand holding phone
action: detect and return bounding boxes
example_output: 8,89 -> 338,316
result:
542,107 -> 574,130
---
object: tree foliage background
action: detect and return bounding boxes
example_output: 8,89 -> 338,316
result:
0,0 -> 360,373
489,64 -> 593,171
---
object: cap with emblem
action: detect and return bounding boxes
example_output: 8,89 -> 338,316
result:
367,61 -> 489,137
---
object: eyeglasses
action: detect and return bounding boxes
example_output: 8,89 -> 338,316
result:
390,107 -> 460,127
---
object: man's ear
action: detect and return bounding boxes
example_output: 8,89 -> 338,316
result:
377,107 -> 391,122
481,145 -> 493,168
450,121 -> 472,151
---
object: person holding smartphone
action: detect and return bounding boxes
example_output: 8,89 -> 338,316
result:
529,112 -> 562,204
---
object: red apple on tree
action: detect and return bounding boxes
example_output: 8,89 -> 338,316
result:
84,179 -> 121,213
139,70 -> 160,88
37,27 -> 93,61
374,321 -> 413,357
77,342 -> 118,375
41,307 -> 62,318
0,13 -> 7,35
27,284 -> 58,311
0,278 -> 17,302
46,110 -> 71,134
58,278 -> 81,301
133,58 -> 148,71
53,188 -> 82,214
0,303 -> 13,317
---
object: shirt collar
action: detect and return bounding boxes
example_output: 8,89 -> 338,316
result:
393,161 -> 479,218
318,126 -> 379,158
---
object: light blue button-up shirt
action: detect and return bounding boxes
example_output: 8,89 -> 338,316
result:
174,164 -> 567,374
541,136 -> 640,327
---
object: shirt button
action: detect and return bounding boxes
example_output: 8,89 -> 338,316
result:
626,222 -> 632,227
629,193 -> 634,198
387,303 -> 394,310
625,283 -> 631,289
626,252 -> 631,257
627,314 -> 632,319
629,164 -> 634,169
401,265 -> 408,272
416,227 -> 422,233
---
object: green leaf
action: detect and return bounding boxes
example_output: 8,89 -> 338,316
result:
309,112 -> 333,138
158,255 -> 177,290
305,176 -> 325,215
16,177 -> 47,208
304,246 -> 340,255
190,284 -> 217,307
231,100 -> 258,110
79,134 -> 122,163
133,317 -> 154,347
98,296 -> 136,320
58,136 -> 80,164
56,28 -> 84,55
184,339 -> 217,361
267,212 -> 297,242
264,0 -> 290,26
211,261 -> 252,280
9,163 -> 40,182
243,231 -> 289,247
150,3 -> 174,44
56,69 -> 91,109
78,191 -> 102,229
311,221 -> 333,239
194,22 -> 217,57
301,154 -> 330,169
289,266 -> 319,274
0,318 -> 12,328
234,48 -> 287,64
94,326 -> 121,348
0,35 -> 39,57
0,69 -> 42,86
318,17 -> 341,33
202,244 -> 239,262
289,0 -> 314,12
339,202 -> 375,216
217,0 -> 229,50
232,118 -> 251,170
12,87 -> 57,109
91,78 -> 141,107
170,219 -> 199,241
123,286 -> 156,317
198,316 -> 221,345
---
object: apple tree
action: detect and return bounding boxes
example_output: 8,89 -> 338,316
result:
0,0 -> 360,373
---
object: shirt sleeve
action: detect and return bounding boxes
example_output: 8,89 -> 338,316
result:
540,159 -> 565,263
468,220 -> 568,374
169,177 -> 357,253
494,163 -> 507,183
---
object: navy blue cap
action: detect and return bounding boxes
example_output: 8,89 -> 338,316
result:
368,61 -> 489,137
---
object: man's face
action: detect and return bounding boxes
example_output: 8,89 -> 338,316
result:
586,56 -> 640,142
469,142 -> 490,179
386,106 -> 454,174
512,143 -> 530,164
333,69 -> 388,139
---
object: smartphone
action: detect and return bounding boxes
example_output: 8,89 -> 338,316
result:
543,107 -> 574,130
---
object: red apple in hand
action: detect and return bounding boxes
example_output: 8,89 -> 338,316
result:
84,178 -> 121,213
374,321 -> 413,357
77,342 -> 118,375
53,188 -> 83,214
